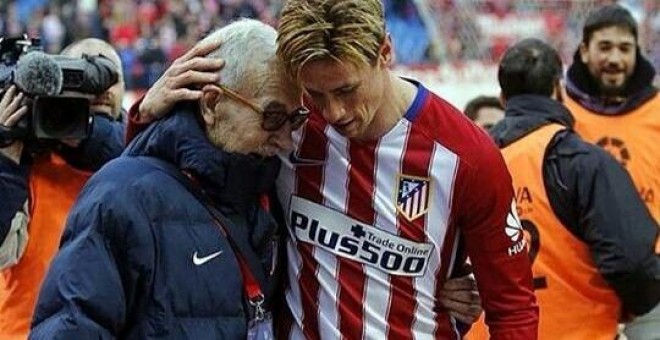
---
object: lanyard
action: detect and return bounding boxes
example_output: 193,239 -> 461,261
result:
184,171 -> 267,320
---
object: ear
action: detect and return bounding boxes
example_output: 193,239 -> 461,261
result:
579,42 -> 589,64
200,87 -> 221,127
378,34 -> 394,67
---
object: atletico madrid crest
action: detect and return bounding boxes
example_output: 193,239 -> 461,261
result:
396,174 -> 431,222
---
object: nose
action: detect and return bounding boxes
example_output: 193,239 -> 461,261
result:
321,98 -> 345,124
605,48 -> 624,66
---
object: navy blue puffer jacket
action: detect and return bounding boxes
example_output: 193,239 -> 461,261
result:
30,104 -> 282,339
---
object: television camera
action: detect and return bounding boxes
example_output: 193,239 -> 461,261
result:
0,35 -> 119,147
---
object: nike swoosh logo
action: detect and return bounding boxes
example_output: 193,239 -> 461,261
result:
288,152 -> 324,166
192,250 -> 223,266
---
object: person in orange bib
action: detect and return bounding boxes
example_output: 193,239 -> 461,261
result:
0,38 -> 125,340
466,38 -> 660,340
563,5 -> 660,337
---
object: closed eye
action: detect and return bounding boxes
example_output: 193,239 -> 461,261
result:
335,85 -> 357,96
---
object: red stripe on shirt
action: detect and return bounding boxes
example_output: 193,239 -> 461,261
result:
293,119 -> 328,340
336,141 -> 378,339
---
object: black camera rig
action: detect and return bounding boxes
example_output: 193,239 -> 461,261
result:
0,35 -> 119,147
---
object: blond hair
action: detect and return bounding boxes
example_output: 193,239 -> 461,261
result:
277,0 -> 386,82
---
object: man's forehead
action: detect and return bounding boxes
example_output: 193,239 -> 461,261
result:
477,107 -> 504,118
302,76 -> 360,96
301,59 -> 362,91
591,26 -> 636,44
261,79 -> 300,104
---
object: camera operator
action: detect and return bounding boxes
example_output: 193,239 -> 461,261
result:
56,38 -> 126,171
0,38 -> 126,339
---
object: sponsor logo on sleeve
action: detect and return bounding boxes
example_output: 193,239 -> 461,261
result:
289,196 -> 434,277
506,200 -> 527,256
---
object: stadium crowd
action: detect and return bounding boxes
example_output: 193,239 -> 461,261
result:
4,0 -> 660,90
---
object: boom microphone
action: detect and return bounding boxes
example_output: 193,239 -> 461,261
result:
14,51 -> 63,96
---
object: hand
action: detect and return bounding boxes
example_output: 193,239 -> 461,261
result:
0,86 -> 28,164
439,274 -> 483,325
138,39 -> 225,123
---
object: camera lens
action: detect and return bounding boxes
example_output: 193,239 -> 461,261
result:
32,96 -> 90,139
40,106 -> 80,136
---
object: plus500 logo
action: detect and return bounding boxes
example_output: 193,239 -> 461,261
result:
291,210 -> 432,277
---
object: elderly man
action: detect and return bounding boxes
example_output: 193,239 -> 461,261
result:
30,19 -> 304,338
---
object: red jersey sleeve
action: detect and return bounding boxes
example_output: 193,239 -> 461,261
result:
456,138 -> 539,339
125,96 -> 152,145
412,91 -> 538,339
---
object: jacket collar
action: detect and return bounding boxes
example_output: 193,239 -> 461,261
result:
124,102 -> 280,211
565,48 -> 658,115
490,95 -> 573,148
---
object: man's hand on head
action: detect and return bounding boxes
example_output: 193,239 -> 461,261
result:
138,39 -> 225,123
0,86 -> 28,165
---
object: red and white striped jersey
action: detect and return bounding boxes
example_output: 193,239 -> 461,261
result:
276,84 -> 538,340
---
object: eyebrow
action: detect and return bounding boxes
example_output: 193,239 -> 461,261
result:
597,40 -> 635,46
305,82 -> 359,95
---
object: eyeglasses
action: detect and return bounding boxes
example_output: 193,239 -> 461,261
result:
218,84 -> 309,132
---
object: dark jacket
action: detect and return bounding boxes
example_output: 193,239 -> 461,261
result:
30,105 -> 282,339
0,114 -> 124,247
491,94 -> 660,315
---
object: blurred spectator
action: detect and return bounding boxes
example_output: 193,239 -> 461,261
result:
464,95 -> 505,130
116,38 -> 137,90
1,3 -> 26,38
40,4 -> 66,53
137,36 -> 168,88
385,0 -> 431,64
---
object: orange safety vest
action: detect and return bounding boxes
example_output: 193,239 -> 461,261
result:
565,93 -> 660,253
467,124 -> 620,340
0,153 -> 91,340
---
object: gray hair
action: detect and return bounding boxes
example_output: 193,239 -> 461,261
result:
199,18 -> 279,96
